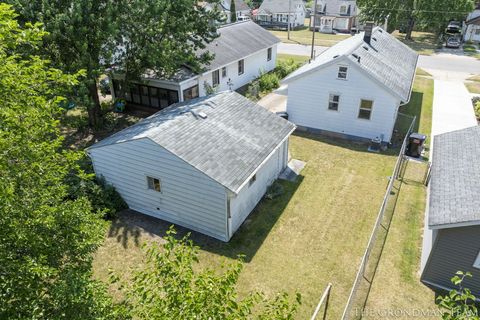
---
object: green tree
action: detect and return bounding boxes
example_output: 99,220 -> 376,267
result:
6,0 -> 119,127
437,271 -> 479,320
112,0 -> 221,99
0,4 -> 117,319
357,0 -> 474,39
231,0 -> 237,22
113,227 -> 301,319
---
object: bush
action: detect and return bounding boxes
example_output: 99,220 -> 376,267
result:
258,72 -> 280,92
275,58 -> 301,79
475,101 -> 480,119
67,174 -> 128,219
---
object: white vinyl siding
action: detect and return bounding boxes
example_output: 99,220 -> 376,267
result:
198,45 -> 277,97
229,139 -> 288,236
286,61 -> 400,142
89,138 -> 228,241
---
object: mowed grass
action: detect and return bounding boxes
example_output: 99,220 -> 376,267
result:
465,81 -> 480,94
277,53 -> 310,65
364,77 -> 437,319
392,31 -> 438,55
415,68 -> 432,77
93,136 -> 400,319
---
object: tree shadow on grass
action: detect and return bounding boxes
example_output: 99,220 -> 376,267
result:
107,177 -> 304,262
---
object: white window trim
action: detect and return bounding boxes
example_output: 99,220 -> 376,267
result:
328,93 -> 340,111
146,175 -> 162,193
337,65 -> 348,80
358,99 -> 374,120
474,251 -> 480,269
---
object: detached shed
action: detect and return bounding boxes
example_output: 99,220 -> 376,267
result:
87,91 -> 296,241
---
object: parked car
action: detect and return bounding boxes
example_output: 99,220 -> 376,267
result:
445,37 -> 461,48
446,21 -> 461,34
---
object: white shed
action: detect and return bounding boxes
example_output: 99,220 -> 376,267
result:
87,91 -> 295,241
283,26 -> 418,143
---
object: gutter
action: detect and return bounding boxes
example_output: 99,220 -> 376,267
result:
399,53 -> 420,106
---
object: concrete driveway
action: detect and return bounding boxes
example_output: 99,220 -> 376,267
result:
257,85 -> 288,113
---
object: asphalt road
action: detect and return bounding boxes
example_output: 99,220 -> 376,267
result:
278,43 -> 480,77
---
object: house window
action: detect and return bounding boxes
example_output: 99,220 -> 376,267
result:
339,5 -> 347,14
474,251 -> 480,269
337,66 -> 348,79
267,47 -> 272,61
475,28 -> 480,35
358,99 -> 373,120
212,70 -> 220,86
328,94 -> 340,111
249,174 -> 256,186
222,66 -> 227,78
238,59 -> 244,75
147,176 -> 161,192
182,85 -> 199,101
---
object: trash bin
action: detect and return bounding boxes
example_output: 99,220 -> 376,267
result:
405,133 -> 426,158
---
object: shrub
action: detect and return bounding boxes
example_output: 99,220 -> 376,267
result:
275,58 -> 302,79
66,174 -> 128,220
258,72 -> 280,92
475,101 -> 480,119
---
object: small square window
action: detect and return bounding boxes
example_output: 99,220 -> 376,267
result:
267,48 -> 272,61
337,66 -> 348,79
328,94 -> 340,111
147,176 -> 161,192
238,59 -> 244,75
475,29 -> 480,35
474,251 -> 480,269
340,5 -> 347,14
358,99 -> 373,120
249,174 -> 256,186
221,67 -> 227,78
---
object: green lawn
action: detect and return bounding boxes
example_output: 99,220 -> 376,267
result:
464,44 -> 480,59
467,74 -> 480,82
416,68 -> 432,77
94,136 -> 402,319
364,77 -> 437,319
393,31 -> 438,56
466,82 -> 480,94
277,53 -> 310,65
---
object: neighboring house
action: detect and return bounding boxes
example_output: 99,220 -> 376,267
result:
463,3 -> 480,42
203,0 -> 251,23
111,21 -> 279,111
283,25 -> 418,143
87,91 -> 296,241
255,0 -> 306,29
421,126 -> 480,298
310,0 -> 359,33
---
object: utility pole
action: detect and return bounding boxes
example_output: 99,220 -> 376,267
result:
310,0 -> 318,59
287,0 -> 292,40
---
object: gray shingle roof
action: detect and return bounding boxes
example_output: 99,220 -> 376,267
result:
89,91 -> 296,193
201,21 -> 280,72
429,126 -> 480,228
283,27 -> 418,102
259,0 -> 305,14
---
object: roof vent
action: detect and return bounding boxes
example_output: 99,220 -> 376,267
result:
363,46 -> 369,51
372,37 -> 377,41
333,54 -> 339,58
197,111 -> 208,119
352,53 -> 361,62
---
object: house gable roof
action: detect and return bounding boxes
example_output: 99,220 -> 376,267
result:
258,0 -> 305,14
89,91 -> 296,193
429,126 -> 480,229
199,21 -> 280,72
283,27 -> 419,102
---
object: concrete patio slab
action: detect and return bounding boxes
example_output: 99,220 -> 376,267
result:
279,159 -> 306,182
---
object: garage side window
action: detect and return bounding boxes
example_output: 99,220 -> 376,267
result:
337,66 -> 348,79
147,176 -> 161,192
474,251 -> 480,269
358,99 -> 373,120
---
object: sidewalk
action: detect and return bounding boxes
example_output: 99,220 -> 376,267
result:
431,80 -> 477,137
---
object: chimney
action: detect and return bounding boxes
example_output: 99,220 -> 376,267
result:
364,22 -> 374,44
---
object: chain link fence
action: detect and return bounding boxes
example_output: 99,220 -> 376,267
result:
341,114 -> 417,320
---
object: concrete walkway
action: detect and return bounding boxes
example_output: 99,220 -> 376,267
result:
431,80 -> 477,137
257,84 -> 288,113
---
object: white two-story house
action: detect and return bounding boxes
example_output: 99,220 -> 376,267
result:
255,0 -> 306,29
111,21 -> 280,111
283,25 -> 418,143
464,3 -> 480,42
311,0 -> 359,33
203,0 -> 251,24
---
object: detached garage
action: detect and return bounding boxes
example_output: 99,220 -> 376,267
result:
87,91 -> 296,241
